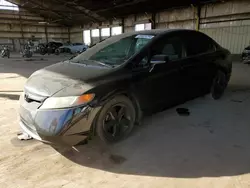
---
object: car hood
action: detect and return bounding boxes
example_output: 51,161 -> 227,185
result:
24,61 -> 115,97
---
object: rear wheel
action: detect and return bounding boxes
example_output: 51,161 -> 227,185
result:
211,70 -> 228,100
96,95 -> 136,143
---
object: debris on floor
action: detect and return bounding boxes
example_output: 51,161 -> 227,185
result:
231,99 -> 243,103
176,108 -> 190,116
17,132 -> 33,140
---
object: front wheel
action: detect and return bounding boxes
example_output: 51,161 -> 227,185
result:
211,70 -> 228,100
95,95 -> 136,143
55,49 -> 60,55
40,49 -> 46,55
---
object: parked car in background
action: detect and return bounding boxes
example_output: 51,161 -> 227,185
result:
19,29 -> 232,146
1,45 -> 10,58
242,45 -> 250,63
56,43 -> 88,54
39,41 -> 63,55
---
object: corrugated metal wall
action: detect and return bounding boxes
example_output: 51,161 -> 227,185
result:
201,25 -> 250,54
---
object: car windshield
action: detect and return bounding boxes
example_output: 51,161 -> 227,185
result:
70,34 -> 154,66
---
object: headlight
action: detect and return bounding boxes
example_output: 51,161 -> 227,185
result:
40,93 -> 95,109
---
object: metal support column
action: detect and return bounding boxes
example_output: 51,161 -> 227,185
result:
99,26 -> 102,42
18,7 -> 24,48
151,13 -> 156,29
195,4 -> 201,31
68,27 -> 70,43
121,17 -> 125,33
45,23 -> 48,43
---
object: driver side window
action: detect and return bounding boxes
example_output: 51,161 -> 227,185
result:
136,35 -> 183,68
151,36 -> 183,61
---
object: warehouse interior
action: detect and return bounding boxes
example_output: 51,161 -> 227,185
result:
1,0 -> 250,187
0,0 -> 249,54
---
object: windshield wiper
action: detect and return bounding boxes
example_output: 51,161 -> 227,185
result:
66,59 -> 114,68
67,60 -> 88,66
95,61 -> 114,68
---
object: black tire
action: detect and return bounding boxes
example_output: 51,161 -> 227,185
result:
211,70 -> 228,100
40,49 -> 46,55
95,95 -> 136,143
55,49 -> 60,55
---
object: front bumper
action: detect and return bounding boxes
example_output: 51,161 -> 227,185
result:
20,120 -> 89,146
19,95 -> 101,146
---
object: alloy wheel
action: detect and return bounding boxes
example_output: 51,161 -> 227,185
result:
102,104 -> 132,140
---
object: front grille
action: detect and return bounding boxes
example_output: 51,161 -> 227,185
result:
24,90 -> 47,103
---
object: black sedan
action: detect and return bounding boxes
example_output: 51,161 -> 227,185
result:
19,29 -> 232,146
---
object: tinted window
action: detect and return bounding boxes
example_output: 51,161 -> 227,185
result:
184,32 -> 215,56
151,36 -> 183,61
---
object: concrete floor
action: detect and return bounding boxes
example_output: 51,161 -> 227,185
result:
1,54 -> 250,188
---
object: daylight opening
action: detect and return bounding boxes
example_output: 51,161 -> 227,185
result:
0,0 -> 19,11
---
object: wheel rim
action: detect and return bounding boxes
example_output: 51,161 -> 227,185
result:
102,104 -> 132,140
213,73 -> 227,96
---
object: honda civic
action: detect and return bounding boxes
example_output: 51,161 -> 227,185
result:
19,29 -> 232,146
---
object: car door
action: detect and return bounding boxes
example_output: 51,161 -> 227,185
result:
131,35 -> 184,111
180,31 -> 218,100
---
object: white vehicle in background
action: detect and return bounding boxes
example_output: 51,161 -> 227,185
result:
55,43 -> 88,55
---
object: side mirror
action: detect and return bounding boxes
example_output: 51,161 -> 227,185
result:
150,54 -> 169,64
149,55 -> 169,72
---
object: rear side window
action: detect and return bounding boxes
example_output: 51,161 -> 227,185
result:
184,32 -> 215,56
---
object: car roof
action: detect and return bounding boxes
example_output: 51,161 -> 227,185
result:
121,28 -> 196,36
90,29 -> 204,50
106,29 -> 199,42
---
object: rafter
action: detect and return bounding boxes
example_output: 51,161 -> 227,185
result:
96,0 -> 148,13
51,0 -> 105,23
